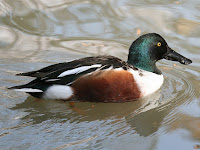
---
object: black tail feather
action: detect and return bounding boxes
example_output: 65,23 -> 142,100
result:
8,79 -> 48,90
8,84 -> 27,90
16,71 -> 38,77
8,84 -> 44,98
8,79 -> 38,90
28,92 -> 43,98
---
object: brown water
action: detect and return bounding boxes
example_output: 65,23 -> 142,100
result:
0,0 -> 199,149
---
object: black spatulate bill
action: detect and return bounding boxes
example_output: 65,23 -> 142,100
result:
163,46 -> 192,65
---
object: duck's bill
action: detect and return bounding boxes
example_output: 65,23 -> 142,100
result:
163,46 -> 192,65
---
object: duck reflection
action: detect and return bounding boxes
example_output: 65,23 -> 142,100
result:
167,113 -> 200,141
11,89 -> 176,137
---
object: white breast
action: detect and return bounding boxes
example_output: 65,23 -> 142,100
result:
128,68 -> 164,97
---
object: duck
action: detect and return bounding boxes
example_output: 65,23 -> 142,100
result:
9,33 -> 192,102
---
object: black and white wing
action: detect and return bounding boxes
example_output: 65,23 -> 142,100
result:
16,55 -> 135,85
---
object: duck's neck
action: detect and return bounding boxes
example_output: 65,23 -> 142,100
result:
127,49 -> 162,75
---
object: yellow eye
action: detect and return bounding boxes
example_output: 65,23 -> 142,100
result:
157,42 -> 161,47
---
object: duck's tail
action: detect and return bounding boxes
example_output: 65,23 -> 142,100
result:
8,85 -> 43,92
8,79 -> 47,98
9,79 -> 42,91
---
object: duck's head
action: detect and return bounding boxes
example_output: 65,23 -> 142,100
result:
127,33 -> 192,74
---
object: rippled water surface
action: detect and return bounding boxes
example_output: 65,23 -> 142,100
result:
0,0 -> 200,149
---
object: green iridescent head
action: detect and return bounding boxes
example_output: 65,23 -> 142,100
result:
127,33 -> 192,74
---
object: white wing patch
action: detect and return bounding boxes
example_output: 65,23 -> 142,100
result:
13,88 -> 43,92
58,64 -> 102,78
45,79 -> 60,82
114,68 -> 124,71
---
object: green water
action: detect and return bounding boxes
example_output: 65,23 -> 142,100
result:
0,0 -> 199,149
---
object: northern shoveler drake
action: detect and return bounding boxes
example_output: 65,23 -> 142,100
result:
9,33 -> 192,102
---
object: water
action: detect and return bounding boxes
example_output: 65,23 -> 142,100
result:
0,0 -> 199,149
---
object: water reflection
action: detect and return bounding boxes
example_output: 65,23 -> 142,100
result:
11,90 -> 164,137
0,26 -> 16,48
167,113 -> 200,140
12,91 -> 161,124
